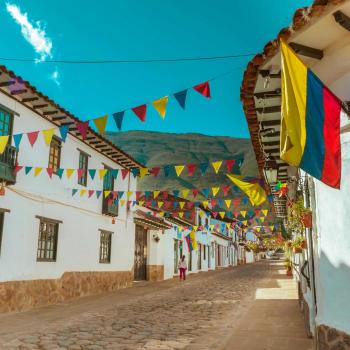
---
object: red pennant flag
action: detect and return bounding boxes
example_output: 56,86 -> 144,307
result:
187,164 -> 197,176
76,121 -> 89,139
193,81 -> 211,98
162,191 -> 169,199
190,211 -> 196,220
212,212 -> 218,218
88,190 -> 95,198
192,189 -> 199,198
233,198 -> 241,207
112,191 -> 118,199
187,202 -> 194,209
225,159 -> 236,172
121,169 -> 129,180
255,209 -> 261,216
222,185 -> 231,197
46,168 -> 54,178
14,165 -> 23,174
27,131 -> 39,147
132,105 -> 147,122
107,199 -> 113,206
150,167 -> 161,177
136,191 -> 142,200
77,169 -> 85,179
211,199 -> 217,207
233,211 -> 239,218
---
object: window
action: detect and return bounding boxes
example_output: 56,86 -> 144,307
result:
48,136 -> 61,173
0,212 -> 4,254
78,151 -> 89,186
0,108 -> 13,137
99,230 -> 112,263
103,165 -> 114,191
36,217 -> 59,262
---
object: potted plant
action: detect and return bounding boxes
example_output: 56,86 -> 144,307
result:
285,258 -> 293,276
301,210 -> 312,229
292,235 -> 306,253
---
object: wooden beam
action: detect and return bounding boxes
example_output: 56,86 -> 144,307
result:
262,140 -> 280,147
22,97 -> 39,102
254,89 -> 281,99
0,81 -> 16,87
99,148 -> 111,152
90,141 -> 102,145
256,106 -> 281,114
11,89 -> 27,96
261,119 -> 280,127
289,42 -> 323,60
259,70 -> 281,78
33,104 -> 49,109
43,110 -> 58,115
333,10 -> 350,32
52,116 -> 67,121
60,121 -> 74,126
85,136 -> 96,140
264,148 -> 280,154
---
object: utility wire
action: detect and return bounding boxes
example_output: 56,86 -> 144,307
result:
0,53 -> 254,64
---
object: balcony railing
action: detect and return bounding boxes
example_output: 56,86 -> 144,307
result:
0,144 -> 18,184
102,195 -> 119,217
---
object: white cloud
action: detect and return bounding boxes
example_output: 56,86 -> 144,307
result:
6,3 -> 53,61
50,69 -> 60,86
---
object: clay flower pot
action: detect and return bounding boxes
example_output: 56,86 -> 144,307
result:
294,247 -> 302,254
286,267 -> 293,276
301,240 -> 307,249
301,212 -> 312,229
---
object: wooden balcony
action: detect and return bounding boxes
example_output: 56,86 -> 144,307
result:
102,195 -> 119,217
0,145 -> 18,184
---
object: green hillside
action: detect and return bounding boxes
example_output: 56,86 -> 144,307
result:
106,131 -> 259,196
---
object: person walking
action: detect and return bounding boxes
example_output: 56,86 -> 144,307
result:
178,255 -> 187,281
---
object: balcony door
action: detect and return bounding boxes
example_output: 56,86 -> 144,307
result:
0,108 -> 13,138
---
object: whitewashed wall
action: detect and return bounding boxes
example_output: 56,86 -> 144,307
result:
0,91 -> 137,282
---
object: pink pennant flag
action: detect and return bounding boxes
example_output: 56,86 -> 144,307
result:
27,131 -> 39,147
88,190 -> 95,198
77,169 -> 85,180
14,165 -> 23,174
226,159 -> 236,172
193,81 -> 211,98
212,212 -> 218,219
76,121 -> 89,139
233,211 -> 239,218
222,185 -> 231,197
132,105 -> 147,122
150,167 -> 161,177
121,169 -> 129,180
46,168 -> 54,178
233,198 -> 241,207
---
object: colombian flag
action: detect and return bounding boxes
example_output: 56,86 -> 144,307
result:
280,41 -> 341,189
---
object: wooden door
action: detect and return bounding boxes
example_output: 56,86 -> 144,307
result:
134,225 -> 148,280
197,244 -> 202,270
174,239 -> 179,274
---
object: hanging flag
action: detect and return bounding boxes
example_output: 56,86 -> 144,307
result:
66,169 -> 75,179
190,231 -> 198,250
99,169 -> 108,180
202,188 -> 209,198
47,168 -> 54,178
225,199 -> 232,209
226,174 -> 267,206
152,96 -> 168,119
121,169 -> 129,180
76,121 -> 89,139
240,210 -> 247,218
56,168 -> 64,179
34,167 -> 43,177
175,165 -> 185,177
280,41 -> 341,189
96,190 -> 102,198
0,136 -> 9,154
199,163 -> 208,175
164,165 -> 171,177
80,189 -> 87,197
193,81 -> 211,98
59,125 -> 69,142
185,235 -> 193,251
13,134 -> 23,149
262,209 -> 268,216
104,190 -> 111,198
150,167 -> 160,177
174,89 -> 188,109
219,212 -> 225,219
42,128 -> 55,146
88,169 -> 96,180
77,169 -> 84,180
27,131 -> 39,147
192,188 -> 199,198
132,105 -> 147,122
112,111 -> 125,131
88,190 -> 95,198
139,168 -> 149,179
212,161 -> 222,174
202,200 -> 208,209
181,189 -> 190,198
179,202 -> 185,209
93,115 -> 108,134
153,190 -> 160,199
212,187 -> 220,197
72,189 -> 78,196
187,164 -> 196,176
14,165 -> 23,174
226,159 -> 236,173
111,169 -> 119,179
222,185 -> 231,197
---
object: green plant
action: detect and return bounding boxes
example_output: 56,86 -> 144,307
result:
287,198 -> 312,235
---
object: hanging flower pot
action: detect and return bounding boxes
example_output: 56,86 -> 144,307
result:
301,239 -> 307,249
286,268 -> 293,276
301,212 -> 312,229
294,247 -> 302,254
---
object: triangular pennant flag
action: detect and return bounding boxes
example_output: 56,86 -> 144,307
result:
13,134 -> 23,149
202,200 -> 209,209
219,212 -> 225,219
179,212 -> 184,218
202,188 -> 209,198
138,200 -> 145,207
131,168 -> 139,178
179,202 -> 185,209
270,225 -> 274,231
121,169 -> 129,180
76,121 -> 89,139
173,89 -> 188,109
262,209 -> 268,216
72,189 -> 78,196
175,165 -> 185,177
192,189 -> 199,198
157,201 -> 164,209
233,211 -> 239,218
88,169 -> 96,180
96,190 -> 102,199
260,217 -> 265,223
93,115 -> 108,134
150,167 -> 161,177
104,190 -> 111,198
56,168 -> 64,179
139,168 -> 149,179
240,210 -> 247,218
59,125 -> 69,142
211,199 -> 217,208
120,199 -> 126,207
112,111 -> 125,131
233,198 -> 241,207
27,131 -> 39,147
210,224 -> 215,231
153,191 -> 160,199
132,105 -> 147,122
187,164 -> 196,176
181,189 -> 189,198
80,189 -> 87,197
225,200 -> 232,209
152,96 -> 168,118
212,161 -> 223,174
193,81 -> 211,98
77,169 -> 85,180
199,163 -> 208,176
111,169 -> 119,179
226,159 -> 236,173
222,185 -> 231,197
66,169 -> 75,179
163,165 -> 171,177
34,167 -> 43,177
172,190 -> 180,197
118,191 -> 125,198
99,169 -> 108,180
42,128 -> 55,146
0,136 -> 9,154
242,220 -> 248,226
14,165 -> 23,174
46,168 -> 54,178
88,190 -> 95,198
212,187 -> 220,197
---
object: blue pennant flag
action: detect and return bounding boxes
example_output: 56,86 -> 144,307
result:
88,169 -> 96,180
25,166 -> 32,175
56,168 -> 64,179
111,169 -> 119,179
173,201 -> 178,208
242,197 -> 249,205
199,163 -> 209,175
194,201 -> 200,207
13,134 -> 23,149
202,188 -> 209,198
185,212 -> 191,219
268,195 -> 274,203
131,168 -> 139,178
72,189 -> 78,196
151,201 -> 156,207
118,191 -> 124,198
96,191 -> 102,199
112,111 -> 125,131
164,165 -> 171,177
144,191 -> 151,198
59,125 -> 70,142
227,212 -> 233,218
218,199 -> 223,208
173,190 -> 180,197
173,89 -> 188,110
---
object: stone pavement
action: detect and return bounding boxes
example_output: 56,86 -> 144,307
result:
0,261 -> 312,350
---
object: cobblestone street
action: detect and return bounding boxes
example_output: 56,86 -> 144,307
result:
0,261 -> 312,350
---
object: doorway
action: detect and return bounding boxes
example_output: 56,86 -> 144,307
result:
134,225 -> 148,280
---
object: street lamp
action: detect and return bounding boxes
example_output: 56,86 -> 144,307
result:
263,156 -> 278,184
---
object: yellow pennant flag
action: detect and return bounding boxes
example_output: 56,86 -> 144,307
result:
226,223 -> 231,229
179,202 -> 185,209
42,128 -> 55,146
256,227 -> 261,232
270,225 -> 274,231
210,224 -> 215,231
240,210 -> 247,218
181,189 -> 189,198
153,190 -> 160,199
212,161 -> 223,174
262,209 -> 268,216
104,190 -> 111,198
66,169 -> 75,179
225,199 -> 232,209
202,200 -> 209,209
34,167 -> 43,177
192,226 -> 198,232
140,168 -> 149,178
127,191 -> 133,199
152,96 -> 168,119
138,200 -> 144,207
219,212 -> 225,219
190,230 -> 198,250
93,115 -> 108,134
80,189 -> 87,197
242,220 -> 248,225
260,217 -> 265,223
179,212 -> 184,218
120,199 -> 126,207
175,165 -> 185,177
0,136 -> 9,154
226,174 -> 267,206
99,169 -> 108,180
159,211 -> 164,217
157,201 -> 164,208
212,187 -> 220,197
199,211 -> 204,218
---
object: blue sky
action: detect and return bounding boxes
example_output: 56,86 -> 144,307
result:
1,0 -> 312,138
